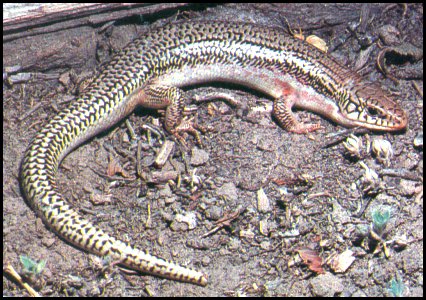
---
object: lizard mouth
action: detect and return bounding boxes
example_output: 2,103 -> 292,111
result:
347,108 -> 408,131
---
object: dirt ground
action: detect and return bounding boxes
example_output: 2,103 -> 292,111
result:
3,3 -> 423,297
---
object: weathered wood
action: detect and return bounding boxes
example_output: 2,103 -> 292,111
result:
3,3 -> 193,73
3,3 -> 191,39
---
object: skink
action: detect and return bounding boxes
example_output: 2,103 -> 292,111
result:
21,21 -> 407,286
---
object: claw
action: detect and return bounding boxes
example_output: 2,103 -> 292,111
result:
172,116 -> 204,148
287,123 -> 322,134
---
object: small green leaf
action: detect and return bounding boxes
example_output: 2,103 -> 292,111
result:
388,277 -> 405,297
20,255 -> 46,275
371,205 -> 393,234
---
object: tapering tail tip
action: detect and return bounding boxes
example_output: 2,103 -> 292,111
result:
198,273 -> 208,286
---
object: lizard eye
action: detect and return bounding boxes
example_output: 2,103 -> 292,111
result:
366,106 -> 380,116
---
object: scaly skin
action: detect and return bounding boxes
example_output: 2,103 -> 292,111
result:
21,21 -> 407,286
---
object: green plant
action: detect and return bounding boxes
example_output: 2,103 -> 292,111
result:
388,277 -> 405,297
19,255 -> 46,275
371,205 -> 393,235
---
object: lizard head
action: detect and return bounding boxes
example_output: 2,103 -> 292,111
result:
338,81 -> 408,132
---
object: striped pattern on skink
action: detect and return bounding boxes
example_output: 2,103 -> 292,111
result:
21,21 -> 407,286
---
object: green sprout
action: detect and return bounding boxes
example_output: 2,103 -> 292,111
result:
371,205 -> 393,235
20,255 -> 46,275
388,277 -> 405,297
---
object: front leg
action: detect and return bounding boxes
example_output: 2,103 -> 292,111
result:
273,91 -> 321,134
135,85 -> 203,145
